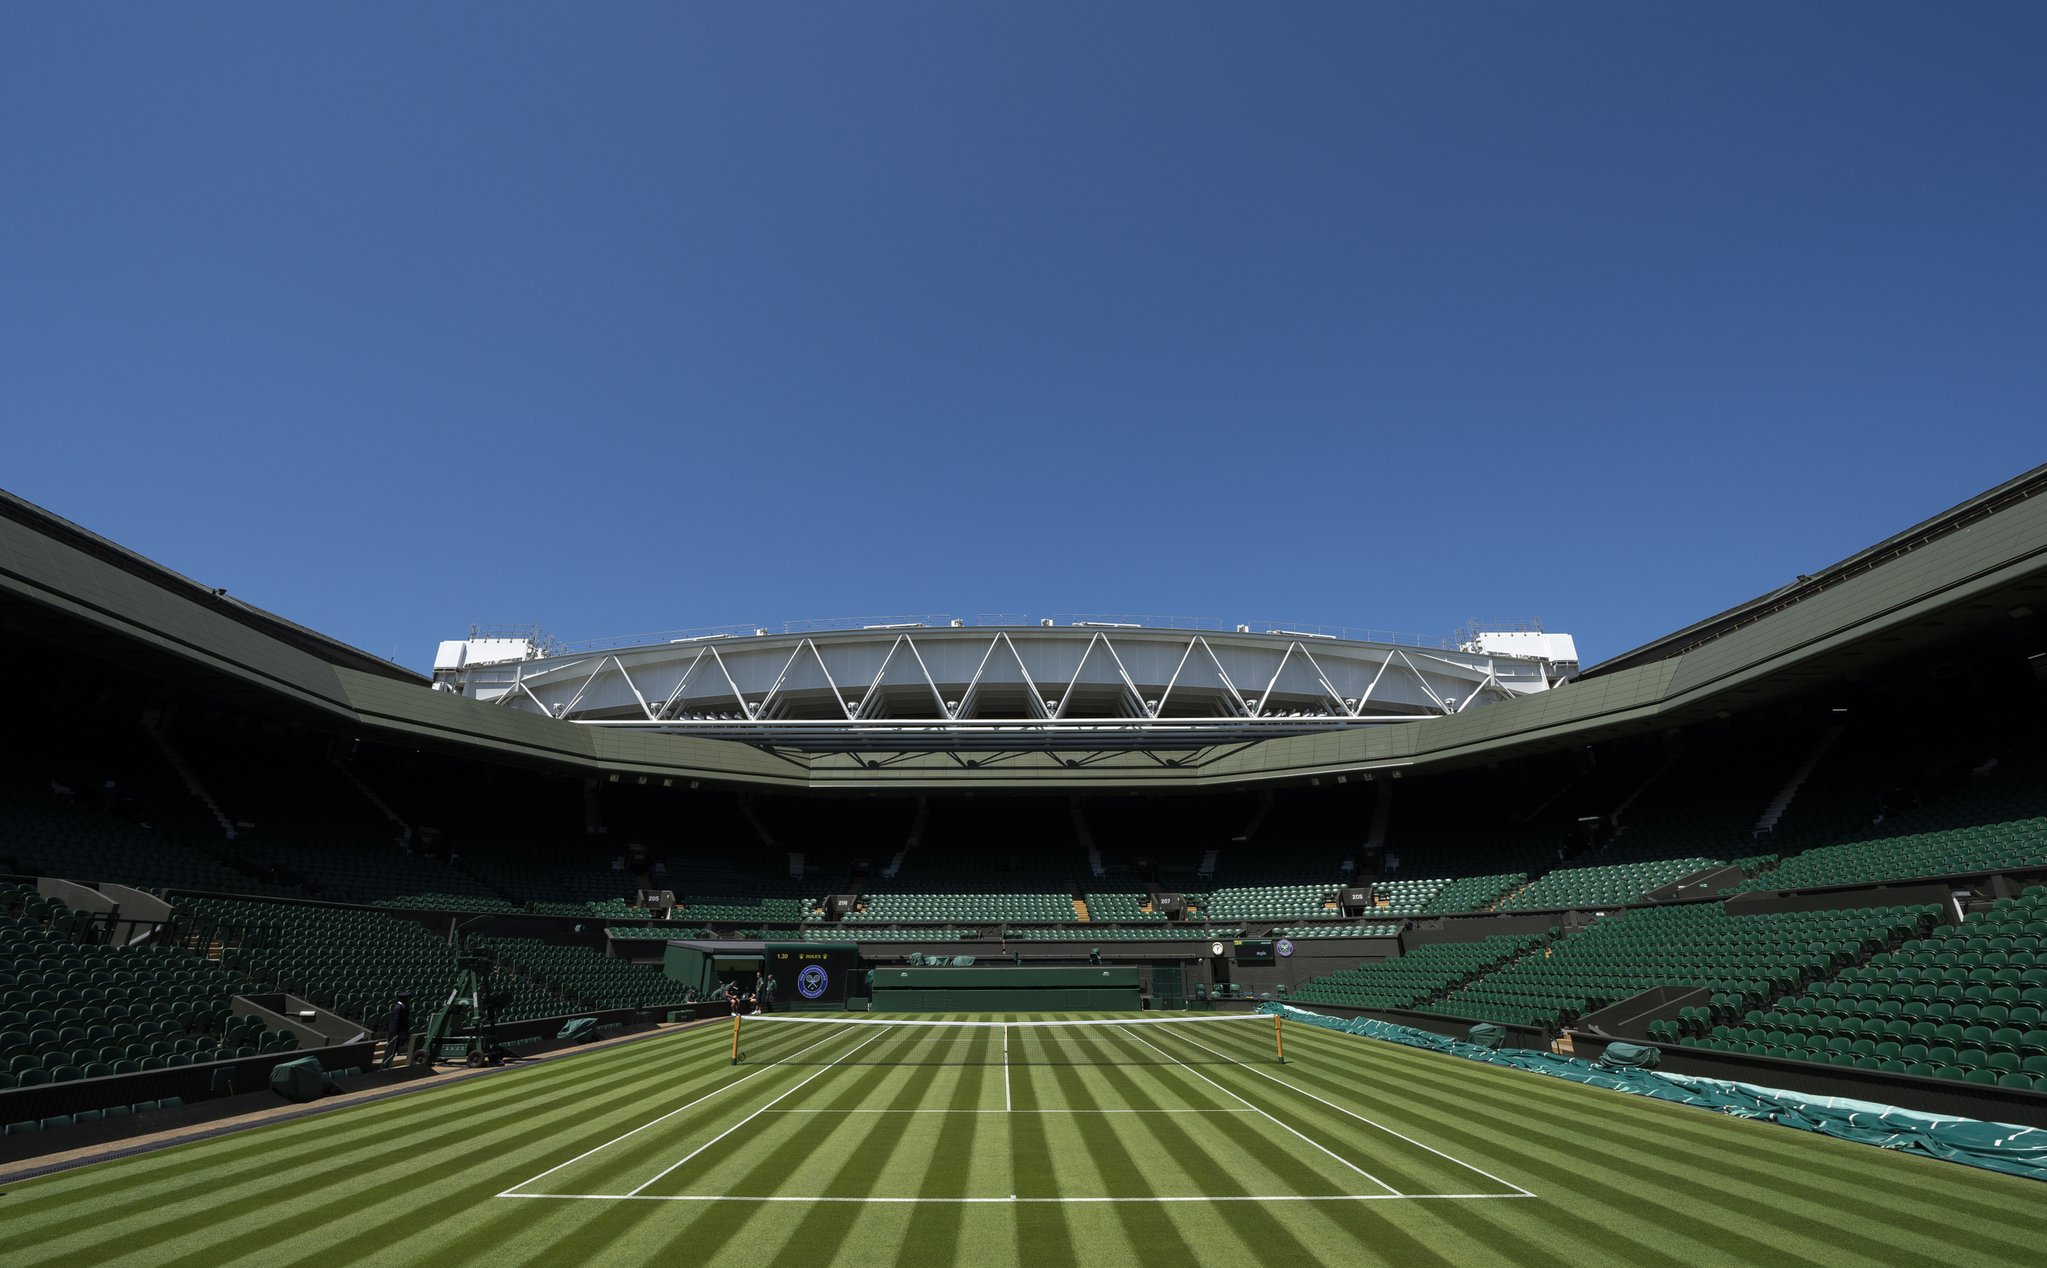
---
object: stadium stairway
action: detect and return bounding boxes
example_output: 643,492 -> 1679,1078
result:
1489,877 -> 1538,909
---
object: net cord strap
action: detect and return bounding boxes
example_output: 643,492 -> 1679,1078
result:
737,1014 -> 1267,1029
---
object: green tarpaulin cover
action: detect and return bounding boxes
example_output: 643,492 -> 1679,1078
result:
1599,1042 -> 1661,1069
1259,1003 -> 2047,1183
268,1056 -> 328,1103
1467,1023 -> 1507,1050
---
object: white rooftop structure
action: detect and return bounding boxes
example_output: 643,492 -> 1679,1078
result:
435,617 -> 1577,753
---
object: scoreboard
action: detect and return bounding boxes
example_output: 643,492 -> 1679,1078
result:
1232,939 -> 1275,963
764,943 -> 858,1008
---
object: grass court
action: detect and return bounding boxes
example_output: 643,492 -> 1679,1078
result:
7,1012 -> 2044,1267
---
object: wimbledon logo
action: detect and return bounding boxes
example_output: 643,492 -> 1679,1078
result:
797,964 -> 830,1000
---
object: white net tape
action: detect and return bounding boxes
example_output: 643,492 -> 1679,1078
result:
740,1013 -> 1268,1030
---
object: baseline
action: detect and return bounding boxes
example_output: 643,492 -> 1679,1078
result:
500,1193 -> 1532,1204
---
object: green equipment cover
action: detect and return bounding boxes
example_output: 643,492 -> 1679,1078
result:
558,1017 -> 600,1043
269,1056 -> 329,1103
1599,1042 -> 1662,1069
1467,1023 -> 1508,1050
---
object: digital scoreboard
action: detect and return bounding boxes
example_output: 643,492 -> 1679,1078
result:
764,943 -> 857,1008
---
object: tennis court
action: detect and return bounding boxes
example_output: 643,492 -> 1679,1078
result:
499,1014 -> 1529,1204
8,1011 -> 2044,1268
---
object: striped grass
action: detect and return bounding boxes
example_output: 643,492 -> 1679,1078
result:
7,1013 -> 2044,1267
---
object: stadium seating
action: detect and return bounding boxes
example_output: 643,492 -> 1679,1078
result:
1435,902 -> 1933,1030
851,890 -> 1073,923
209,830 -> 520,911
0,883 -> 282,1087
1204,882 -> 1340,920
1082,891 -> 1168,921
1290,934 -> 1542,1011
1270,923 -> 1399,939
1739,821 -> 2047,893
1373,767 -> 1568,884
1686,888 -> 2047,1086
1738,732 -> 2047,892
440,845 -> 640,917
803,925 -> 980,942
1419,873 -> 1526,914
1370,878 -> 1447,914
0,752 -> 298,897
180,897 -> 558,1024
1594,724 -> 1822,865
607,925 -> 712,942
851,843 -> 1079,924
1499,857 -> 1721,911
470,937 -> 693,1011
1005,925 -> 1241,941
660,858 -> 807,923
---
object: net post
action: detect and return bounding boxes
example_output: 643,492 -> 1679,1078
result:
1274,1013 -> 1286,1064
730,1014 -> 743,1065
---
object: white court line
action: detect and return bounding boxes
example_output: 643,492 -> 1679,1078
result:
753,1107 -> 1259,1115
1003,1023 -> 1010,1112
1115,1024 -> 1399,1196
496,1021 -> 873,1198
623,1023 -> 897,1198
1160,1022 -> 1537,1199
501,1192 -> 1534,1204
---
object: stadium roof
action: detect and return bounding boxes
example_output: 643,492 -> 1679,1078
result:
3,469 -> 2045,790
1582,462 -> 2047,680
0,489 -> 424,688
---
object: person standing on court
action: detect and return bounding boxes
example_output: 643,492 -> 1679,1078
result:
381,991 -> 413,1069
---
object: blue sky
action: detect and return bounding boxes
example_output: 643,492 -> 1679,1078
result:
4,4 -> 2042,671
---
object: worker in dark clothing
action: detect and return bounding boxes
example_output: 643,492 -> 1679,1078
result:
759,974 -> 776,1014
381,991 -> 414,1069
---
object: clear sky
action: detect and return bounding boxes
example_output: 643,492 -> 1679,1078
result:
4,4 -> 2042,671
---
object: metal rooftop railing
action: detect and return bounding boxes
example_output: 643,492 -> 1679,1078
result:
542,614 -> 1475,655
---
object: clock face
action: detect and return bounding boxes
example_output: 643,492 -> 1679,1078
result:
1210,941 -> 1225,957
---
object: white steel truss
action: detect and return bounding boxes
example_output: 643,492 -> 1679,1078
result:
450,625 -> 1566,752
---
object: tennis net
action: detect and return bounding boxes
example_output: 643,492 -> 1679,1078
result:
725,1012 -> 1286,1067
